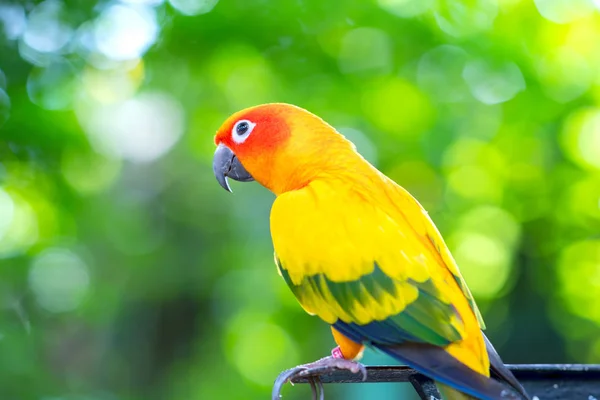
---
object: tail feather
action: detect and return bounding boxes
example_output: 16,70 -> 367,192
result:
376,342 -> 524,400
483,334 -> 531,400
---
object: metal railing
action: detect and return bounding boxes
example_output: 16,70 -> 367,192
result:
278,364 -> 600,400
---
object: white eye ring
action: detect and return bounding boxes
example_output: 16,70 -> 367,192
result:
231,119 -> 256,144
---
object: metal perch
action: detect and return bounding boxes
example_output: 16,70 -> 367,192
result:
273,364 -> 600,400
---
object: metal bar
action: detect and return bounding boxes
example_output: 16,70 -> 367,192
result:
409,374 -> 441,400
291,365 -> 600,400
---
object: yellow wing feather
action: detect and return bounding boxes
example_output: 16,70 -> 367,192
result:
382,176 -> 486,328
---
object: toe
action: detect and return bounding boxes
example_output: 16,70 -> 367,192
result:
308,377 -> 318,400
272,367 -> 306,400
358,365 -> 368,381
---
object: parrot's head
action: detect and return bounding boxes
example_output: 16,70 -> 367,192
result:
213,103 -> 357,195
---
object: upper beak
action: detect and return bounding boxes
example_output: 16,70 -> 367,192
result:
213,144 -> 254,192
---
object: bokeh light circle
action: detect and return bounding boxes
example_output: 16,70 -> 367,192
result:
0,189 -> 15,242
26,59 -> 78,110
0,189 -> 39,259
29,248 -> 90,313
80,91 -> 185,163
536,47 -> 593,102
450,232 -> 512,299
169,0 -> 220,15
417,45 -> 470,103
561,107 -> 600,171
22,0 -> 72,54
557,240 -> 600,324
433,0 -> 498,37
94,3 -> 159,61
377,0 -> 433,18
533,0 -> 596,24
0,88 -> 10,127
361,77 -> 434,138
338,28 -> 393,75
123,0 -> 165,5
462,60 -> 525,104
225,311 -> 299,385
0,68 -> 6,89
61,150 -> 123,195
0,3 -> 27,40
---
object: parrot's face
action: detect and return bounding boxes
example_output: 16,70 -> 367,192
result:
213,104 -> 293,193
213,103 -> 351,194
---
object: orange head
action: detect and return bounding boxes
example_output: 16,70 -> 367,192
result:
213,103 -> 358,195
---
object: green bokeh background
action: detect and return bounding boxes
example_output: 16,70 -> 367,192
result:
1,0 -> 599,399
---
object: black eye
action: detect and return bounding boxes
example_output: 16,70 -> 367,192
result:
231,119 -> 255,143
236,121 -> 249,135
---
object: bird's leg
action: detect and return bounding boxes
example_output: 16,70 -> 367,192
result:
294,346 -> 367,379
272,346 -> 367,400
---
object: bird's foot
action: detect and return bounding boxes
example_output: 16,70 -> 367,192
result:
272,347 -> 367,400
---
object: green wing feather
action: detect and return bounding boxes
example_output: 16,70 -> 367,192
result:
277,257 -> 464,346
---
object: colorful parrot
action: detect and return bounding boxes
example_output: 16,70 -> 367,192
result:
212,103 -> 530,400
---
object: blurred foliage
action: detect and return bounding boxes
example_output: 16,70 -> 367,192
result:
0,0 -> 599,399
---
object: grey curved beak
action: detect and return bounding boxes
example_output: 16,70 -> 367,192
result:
213,144 -> 254,192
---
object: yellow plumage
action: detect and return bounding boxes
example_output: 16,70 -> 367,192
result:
271,166 -> 488,374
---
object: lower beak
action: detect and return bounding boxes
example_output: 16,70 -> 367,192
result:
212,144 -> 254,192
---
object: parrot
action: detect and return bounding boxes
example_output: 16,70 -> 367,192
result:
212,103 -> 530,400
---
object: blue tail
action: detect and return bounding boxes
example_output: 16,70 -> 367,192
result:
376,342 -> 528,400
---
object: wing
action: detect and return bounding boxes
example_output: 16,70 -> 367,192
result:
270,178 -> 478,347
277,257 -> 463,346
386,178 -> 486,329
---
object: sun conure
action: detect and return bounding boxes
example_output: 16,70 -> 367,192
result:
212,103 -> 530,400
